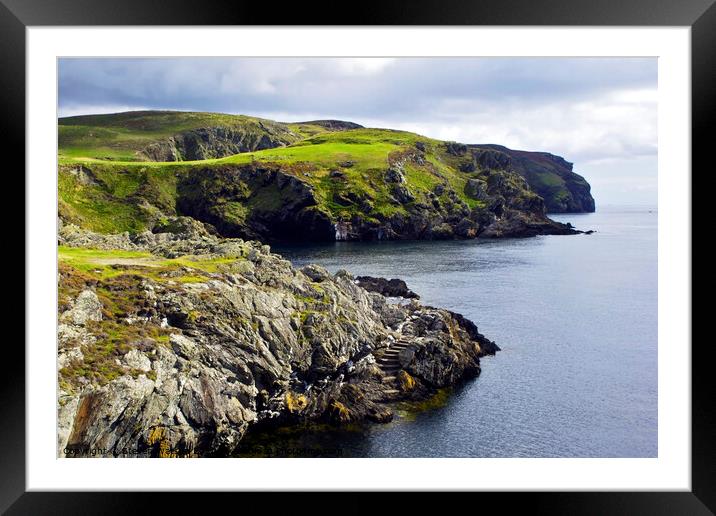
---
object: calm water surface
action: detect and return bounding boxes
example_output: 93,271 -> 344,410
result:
238,206 -> 657,457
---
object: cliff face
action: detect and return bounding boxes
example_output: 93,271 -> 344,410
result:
57,219 -> 498,457
58,146 -> 580,244
139,125 -> 296,162
468,145 -> 596,213
174,165 -> 335,242
175,161 -> 578,242
58,111 -> 594,241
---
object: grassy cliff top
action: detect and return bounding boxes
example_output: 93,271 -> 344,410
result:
58,126 -> 489,233
57,110 -> 593,237
58,110 -> 342,161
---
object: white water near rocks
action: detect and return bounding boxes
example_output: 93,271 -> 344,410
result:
240,206 -> 657,457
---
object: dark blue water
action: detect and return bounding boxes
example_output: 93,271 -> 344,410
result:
254,206 -> 657,457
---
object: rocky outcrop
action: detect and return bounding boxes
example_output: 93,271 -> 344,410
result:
170,162 -> 579,243
140,125 -> 295,161
176,165 -> 335,242
296,120 -> 364,131
355,276 -> 420,299
58,222 -> 498,457
325,169 -> 579,241
466,144 -> 595,213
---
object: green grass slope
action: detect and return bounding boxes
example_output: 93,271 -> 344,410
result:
59,128 -> 490,234
59,111 -> 310,161
57,110 -> 590,241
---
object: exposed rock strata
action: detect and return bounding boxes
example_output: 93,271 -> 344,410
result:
466,144 -> 595,213
58,221 -> 498,457
140,125 -> 294,161
166,163 -> 580,243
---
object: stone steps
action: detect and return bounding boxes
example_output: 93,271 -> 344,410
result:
375,339 -> 412,392
383,346 -> 408,354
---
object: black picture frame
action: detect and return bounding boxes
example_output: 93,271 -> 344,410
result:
4,0 -> 709,512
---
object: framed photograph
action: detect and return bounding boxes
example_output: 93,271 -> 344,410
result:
5,0 -> 709,511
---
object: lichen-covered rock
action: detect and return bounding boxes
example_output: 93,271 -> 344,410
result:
124,349 -> 151,372
58,225 -> 498,457
60,290 -> 103,326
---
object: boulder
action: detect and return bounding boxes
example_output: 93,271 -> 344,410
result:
61,290 -> 103,326
355,276 -> 420,299
390,185 -> 415,204
464,179 -> 488,200
385,167 -> 406,184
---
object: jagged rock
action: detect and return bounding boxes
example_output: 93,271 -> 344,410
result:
140,125 -> 294,162
431,223 -> 454,240
355,276 -> 420,299
390,185 -> 415,204
455,218 -> 479,238
468,144 -> 595,213
301,264 -> 331,282
385,167 -> 406,184
152,216 -> 212,238
58,226 -> 499,457
124,350 -> 152,372
58,348 -> 84,370
298,120 -> 363,131
67,165 -> 99,186
464,179 -> 489,200
170,334 -> 197,359
60,290 -> 103,326
445,141 -> 468,156
175,165 -> 335,242
467,148 -> 512,171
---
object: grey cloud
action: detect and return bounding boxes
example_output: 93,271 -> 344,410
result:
59,57 -> 656,121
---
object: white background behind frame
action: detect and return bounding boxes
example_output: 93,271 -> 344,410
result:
26,27 -> 690,491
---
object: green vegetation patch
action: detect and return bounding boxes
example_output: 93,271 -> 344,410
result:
57,117 -> 552,238
394,387 -> 454,421
58,162 -> 182,233
58,244 -> 253,391
59,110 -> 301,161
58,245 -> 249,281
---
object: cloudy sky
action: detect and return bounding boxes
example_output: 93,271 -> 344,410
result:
59,57 -> 658,206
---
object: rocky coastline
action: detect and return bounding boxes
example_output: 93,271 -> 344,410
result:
58,218 -> 499,458
55,111 -> 595,458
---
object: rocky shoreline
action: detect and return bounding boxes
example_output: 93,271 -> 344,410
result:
58,218 -> 498,458
169,159 -> 582,243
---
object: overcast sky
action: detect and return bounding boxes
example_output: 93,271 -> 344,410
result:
59,57 -> 658,206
